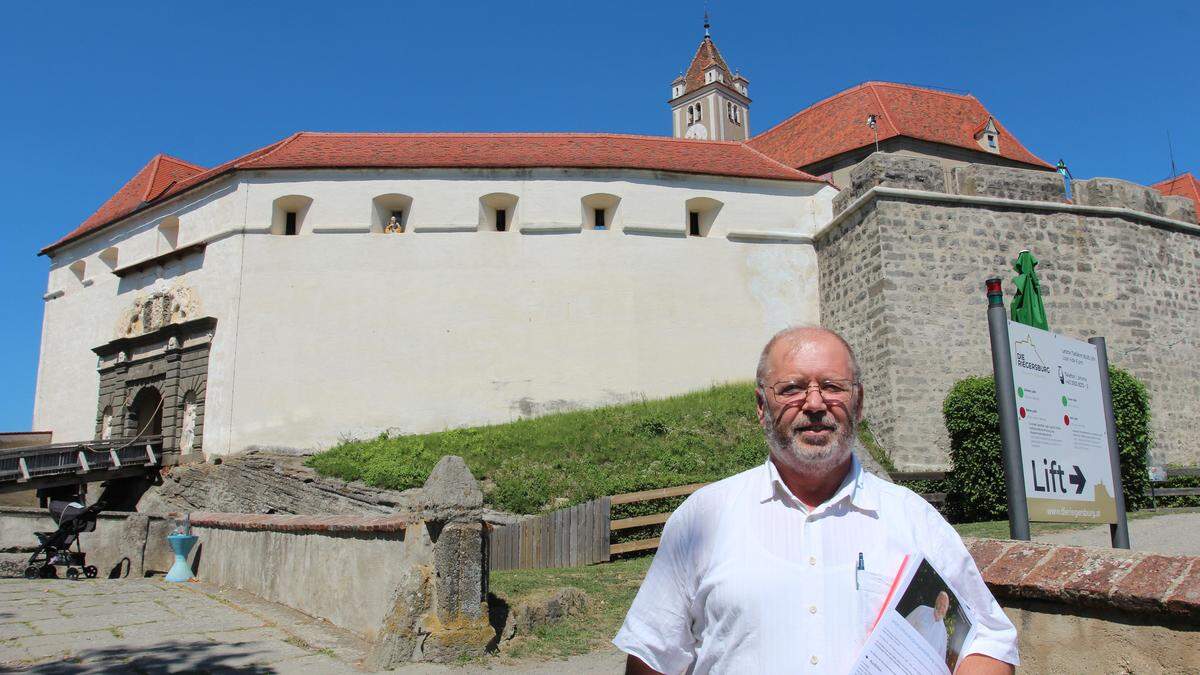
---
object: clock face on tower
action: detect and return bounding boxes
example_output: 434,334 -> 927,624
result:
685,123 -> 709,140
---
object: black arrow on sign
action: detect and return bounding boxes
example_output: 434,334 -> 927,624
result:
1069,465 -> 1087,495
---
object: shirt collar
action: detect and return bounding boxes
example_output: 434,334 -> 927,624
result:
762,450 -> 879,514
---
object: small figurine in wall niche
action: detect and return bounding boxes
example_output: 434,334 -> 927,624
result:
385,216 -> 402,233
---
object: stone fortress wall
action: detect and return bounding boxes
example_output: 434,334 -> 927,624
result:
35,168 -> 834,454
816,153 -> 1200,470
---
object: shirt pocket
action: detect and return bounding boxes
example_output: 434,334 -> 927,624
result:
856,570 -> 892,643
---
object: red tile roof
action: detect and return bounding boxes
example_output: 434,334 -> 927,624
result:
678,36 -> 742,98
63,154 -> 206,249
44,133 -> 820,254
1152,172 -> 1200,212
748,81 -> 1051,170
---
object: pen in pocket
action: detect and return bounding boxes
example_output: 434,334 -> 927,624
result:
855,552 -> 864,589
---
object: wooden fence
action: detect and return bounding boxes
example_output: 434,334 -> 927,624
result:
608,482 -> 709,556
487,497 -> 611,571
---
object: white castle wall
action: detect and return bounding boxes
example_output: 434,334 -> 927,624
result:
36,168 -> 834,454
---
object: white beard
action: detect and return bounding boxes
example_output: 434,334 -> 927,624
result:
763,406 -> 857,476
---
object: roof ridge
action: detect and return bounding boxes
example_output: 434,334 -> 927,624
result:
867,84 -> 901,138
242,132 -> 306,167
866,80 -> 977,102
138,154 -> 166,202
276,131 -> 754,146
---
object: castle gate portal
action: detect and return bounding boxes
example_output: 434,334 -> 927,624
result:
93,317 -> 216,456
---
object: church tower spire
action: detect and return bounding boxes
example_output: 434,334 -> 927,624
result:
669,13 -> 750,141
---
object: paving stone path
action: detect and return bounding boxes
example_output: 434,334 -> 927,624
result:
1034,511 -> 1200,556
0,578 -> 366,673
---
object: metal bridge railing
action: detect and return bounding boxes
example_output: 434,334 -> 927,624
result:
0,435 -> 165,485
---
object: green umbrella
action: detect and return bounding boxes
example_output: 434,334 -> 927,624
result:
1011,250 -> 1049,330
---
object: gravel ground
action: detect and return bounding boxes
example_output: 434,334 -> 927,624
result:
395,647 -> 626,674
1034,511 -> 1200,556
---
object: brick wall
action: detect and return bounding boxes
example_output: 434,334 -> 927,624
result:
817,153 -> 1200,469
966,538 -> 1200,672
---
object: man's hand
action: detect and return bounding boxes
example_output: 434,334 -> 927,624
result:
956,653 -> 1015,675
625,654 -> 663,675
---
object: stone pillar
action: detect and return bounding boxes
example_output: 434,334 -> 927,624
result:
369,455 -> 492,666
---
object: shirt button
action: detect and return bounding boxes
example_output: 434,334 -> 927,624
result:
810,655 -> 819,665
809,605 -> 817,614
808,556 -> 816,566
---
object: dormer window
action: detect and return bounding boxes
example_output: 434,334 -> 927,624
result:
974,117 -> 1001,154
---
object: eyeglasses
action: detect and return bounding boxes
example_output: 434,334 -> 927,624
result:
767,379 -> 859,405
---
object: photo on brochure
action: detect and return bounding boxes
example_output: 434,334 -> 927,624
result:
892,559 -> 973,672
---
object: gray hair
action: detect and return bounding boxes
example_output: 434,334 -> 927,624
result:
755,325 -> 863,389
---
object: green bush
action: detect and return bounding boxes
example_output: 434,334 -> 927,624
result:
943,368 -> 1152,523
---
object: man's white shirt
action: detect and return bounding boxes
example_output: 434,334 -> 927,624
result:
904,605 -> 950,661
613,454 -> 1018,674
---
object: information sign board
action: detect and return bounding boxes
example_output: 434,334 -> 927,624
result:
1007,321 -> 1119,524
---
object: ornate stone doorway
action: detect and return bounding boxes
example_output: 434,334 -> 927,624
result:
93,316 -> 216,457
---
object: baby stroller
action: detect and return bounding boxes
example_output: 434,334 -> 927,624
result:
24,498 -> 102,580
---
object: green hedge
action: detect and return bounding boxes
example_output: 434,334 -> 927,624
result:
943,368 -> 1151,523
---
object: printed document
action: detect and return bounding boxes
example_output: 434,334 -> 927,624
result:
849,555 -> 979,675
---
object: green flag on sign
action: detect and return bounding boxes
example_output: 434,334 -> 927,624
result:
1011,250 -> 1048,330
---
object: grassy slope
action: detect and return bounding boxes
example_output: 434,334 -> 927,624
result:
308,383 -> 772,514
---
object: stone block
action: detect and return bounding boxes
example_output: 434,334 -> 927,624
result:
981,542 -> 1054,594
1164,559 -> 1200,618
497,586 -> 588,641
1112,554 -> 1194,613
833,153 -> 947,215
964,538 -> 1012,572
433,522 -> 484,622
951,163 -> 1066,202
423,455 -> 483,511
1062,554 -> 1138,603
1073,177 -> 1166,216
1162,195 -> 1198,224
1021,546 -> 1093,596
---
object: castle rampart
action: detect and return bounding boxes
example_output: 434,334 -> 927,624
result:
817,153 -> 1200,470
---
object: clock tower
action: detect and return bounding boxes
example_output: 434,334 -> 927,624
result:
669,16 -> 750,141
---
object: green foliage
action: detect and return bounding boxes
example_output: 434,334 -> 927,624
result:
1107,368 -> 1152,510
307,383 -> 771,514
942,368 -> 1152,523
857,420 -> 896,474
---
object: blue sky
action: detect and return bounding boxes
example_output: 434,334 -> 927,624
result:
1,0 -> 1195,431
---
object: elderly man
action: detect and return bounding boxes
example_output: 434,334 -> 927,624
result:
614,326 -> 1017,674
906,590 -> 952,661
